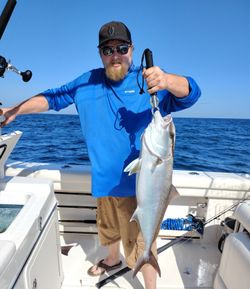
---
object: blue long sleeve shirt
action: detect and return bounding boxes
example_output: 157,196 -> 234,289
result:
43,64 -> 201,197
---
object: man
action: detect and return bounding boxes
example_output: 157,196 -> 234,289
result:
1,21 -> 201,289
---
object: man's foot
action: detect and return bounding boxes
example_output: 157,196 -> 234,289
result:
87,259 -> 122,276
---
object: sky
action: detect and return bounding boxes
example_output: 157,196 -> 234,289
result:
0,0 -> 250,119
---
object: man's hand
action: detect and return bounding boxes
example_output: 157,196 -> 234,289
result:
143,67 -> 190,98
0,107 -> 18,127
142,66 -> 167,95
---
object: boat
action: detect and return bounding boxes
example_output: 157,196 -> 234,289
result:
0,129 -> 250,289
1,2 -> 250,288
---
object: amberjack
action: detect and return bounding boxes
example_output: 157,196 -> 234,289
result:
124,110 -> 178,277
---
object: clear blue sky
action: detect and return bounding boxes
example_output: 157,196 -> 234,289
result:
1,0 -> 250,118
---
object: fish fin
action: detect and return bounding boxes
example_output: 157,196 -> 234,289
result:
150,157 -> 163,173
133,250 -> 161,278
170,184 -> 180,201
144,135 -> 162,160
130,210 -> 139,223
157,185 -> 180,226
155,157 -> 163,166
124,158 -> 141,175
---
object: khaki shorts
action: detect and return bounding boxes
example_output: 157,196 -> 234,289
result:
96,196 -> 157,268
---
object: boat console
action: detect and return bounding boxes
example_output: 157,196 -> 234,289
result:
0,131 -> 63,289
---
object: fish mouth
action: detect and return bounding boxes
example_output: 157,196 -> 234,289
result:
152,111 -> 172,129
163,114 -> 172,124
161,113 -> 173,129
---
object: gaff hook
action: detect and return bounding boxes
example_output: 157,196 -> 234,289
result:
144,48 -> 159,113
150,95 -> 159,114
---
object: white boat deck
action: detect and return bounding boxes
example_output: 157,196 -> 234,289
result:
2,157 -> 250,289
60,232 -> 220,289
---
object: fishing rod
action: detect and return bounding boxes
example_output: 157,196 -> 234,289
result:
0,0 -> 16,40
0,0 -> 32,81
95,236 -> 187,288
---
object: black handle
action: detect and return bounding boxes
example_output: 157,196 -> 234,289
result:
21,70 -> 32,82
145,48 -> 154,69
144,48 -> 159,110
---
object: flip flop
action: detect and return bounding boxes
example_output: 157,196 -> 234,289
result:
87,259 -> 122,276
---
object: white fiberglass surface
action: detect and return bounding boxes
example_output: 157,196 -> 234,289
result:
0,189 -> 31,235
0,177 -> 55,243
0,190 -> 30,236
60,232 -> 220,289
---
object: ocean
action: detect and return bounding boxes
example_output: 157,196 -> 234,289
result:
2,114 -> 250,174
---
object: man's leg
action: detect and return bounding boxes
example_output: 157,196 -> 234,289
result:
141,264 -> 157,289
87,240 -> 121,275
88,197 -> 122,276
103,240 -> 121,265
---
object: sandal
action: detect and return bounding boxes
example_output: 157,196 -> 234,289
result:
87,259 -> 122,276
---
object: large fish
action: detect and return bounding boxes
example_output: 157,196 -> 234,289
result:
124,110 -> 178,277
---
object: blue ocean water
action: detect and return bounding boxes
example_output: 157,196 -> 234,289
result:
2,114 -> 250,174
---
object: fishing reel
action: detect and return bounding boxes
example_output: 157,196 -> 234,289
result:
0,55 -> 32,82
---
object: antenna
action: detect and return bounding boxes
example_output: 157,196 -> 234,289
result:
0,0 -> 17,40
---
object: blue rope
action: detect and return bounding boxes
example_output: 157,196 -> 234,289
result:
161,214 -> 204,234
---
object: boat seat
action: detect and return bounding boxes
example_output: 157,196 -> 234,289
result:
213,201 -> 250,289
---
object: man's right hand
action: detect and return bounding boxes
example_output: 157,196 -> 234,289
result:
0,107 -> 18,128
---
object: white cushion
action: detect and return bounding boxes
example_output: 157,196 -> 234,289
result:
214,232 -> 250,289
233,201 -> 250,232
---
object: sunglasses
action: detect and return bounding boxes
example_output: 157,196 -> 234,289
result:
101,44 -> 131,56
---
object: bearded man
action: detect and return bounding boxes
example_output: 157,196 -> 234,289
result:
1,21 -> 201,289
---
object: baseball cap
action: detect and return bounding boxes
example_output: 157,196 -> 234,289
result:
98,21 -> 132,47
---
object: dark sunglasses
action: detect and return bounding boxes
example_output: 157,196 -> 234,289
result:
101,44 -> 131,56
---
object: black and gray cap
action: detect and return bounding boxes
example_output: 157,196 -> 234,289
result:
98,21 -> 132,48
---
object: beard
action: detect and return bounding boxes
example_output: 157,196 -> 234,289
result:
105,62 -> 129,82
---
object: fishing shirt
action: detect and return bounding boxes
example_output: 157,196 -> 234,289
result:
43,64 -> 201,198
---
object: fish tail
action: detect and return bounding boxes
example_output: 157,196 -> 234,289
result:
133,250 -> 161,278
